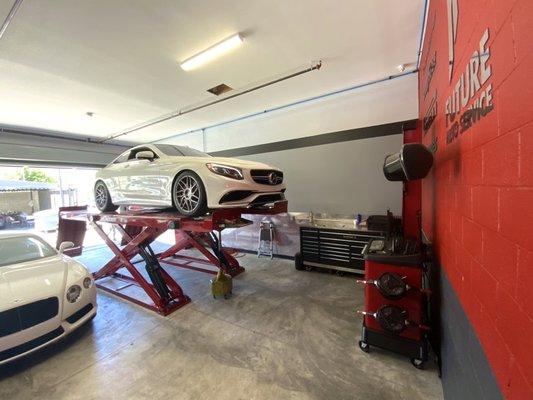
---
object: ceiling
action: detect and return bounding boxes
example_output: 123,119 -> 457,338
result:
0,0 -> 424,143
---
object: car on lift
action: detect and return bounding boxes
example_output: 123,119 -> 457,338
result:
94,144 -> 286,217
0,233 -> 97,365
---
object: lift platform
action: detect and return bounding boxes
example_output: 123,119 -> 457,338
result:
60,201 -> 287,315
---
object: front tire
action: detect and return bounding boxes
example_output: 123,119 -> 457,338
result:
172,171 -> 207,217
94,181 -> 118,212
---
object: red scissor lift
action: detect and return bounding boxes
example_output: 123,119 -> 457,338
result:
61,201 -> 287,315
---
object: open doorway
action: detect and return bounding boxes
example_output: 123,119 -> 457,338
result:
0,164 -> 101,246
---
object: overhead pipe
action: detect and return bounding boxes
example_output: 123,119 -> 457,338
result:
0,0 -> 23,41
416,0 -> 430,69
99,61 -> 322,143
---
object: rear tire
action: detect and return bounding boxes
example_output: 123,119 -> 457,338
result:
172,171 -> 207,217
94,181 -> 118,212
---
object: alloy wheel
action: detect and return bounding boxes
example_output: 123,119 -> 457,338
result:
95,184 -> 107,209
175,175 -> 200,213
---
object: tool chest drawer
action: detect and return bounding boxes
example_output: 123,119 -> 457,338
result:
299,227 -> 385,273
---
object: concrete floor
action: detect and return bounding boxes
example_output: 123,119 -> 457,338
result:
0,245 -> 443,400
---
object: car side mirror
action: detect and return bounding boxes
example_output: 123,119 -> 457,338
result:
136,151 -> 155,161
59,241 -> 75,254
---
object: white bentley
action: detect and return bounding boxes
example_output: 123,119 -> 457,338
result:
94,144 -> 286,217
0,233 -> 97,365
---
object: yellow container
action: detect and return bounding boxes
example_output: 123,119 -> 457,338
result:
211,269 -> 233,299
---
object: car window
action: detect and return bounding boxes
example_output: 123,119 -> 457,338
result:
155,144 -> 211,157
0,236 -> 57,267
112,151 -> 131,164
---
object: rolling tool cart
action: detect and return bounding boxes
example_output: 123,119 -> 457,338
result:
296,224 -> 386,274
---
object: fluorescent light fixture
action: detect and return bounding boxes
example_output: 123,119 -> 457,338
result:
180,33 -> 244,71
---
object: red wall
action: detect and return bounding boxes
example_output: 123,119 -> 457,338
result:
419,0 -> 533,398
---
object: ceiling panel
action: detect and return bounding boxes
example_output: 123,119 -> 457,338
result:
0,0 -> 424,142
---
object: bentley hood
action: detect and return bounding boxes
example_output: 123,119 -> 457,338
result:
0,255 -> 67,310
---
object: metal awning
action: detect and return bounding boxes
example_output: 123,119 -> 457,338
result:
0,180 -> 58,192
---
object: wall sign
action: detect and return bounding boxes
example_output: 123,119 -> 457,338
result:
445,28 -> 494,144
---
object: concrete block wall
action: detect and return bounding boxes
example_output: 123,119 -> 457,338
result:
0,191 -> 34,214
419,0 -> 533,398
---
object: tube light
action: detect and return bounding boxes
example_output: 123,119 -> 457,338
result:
180,33 -> 244,71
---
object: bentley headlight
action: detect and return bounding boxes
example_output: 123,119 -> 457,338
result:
83,277 -> 93,289
206,163 -> 243,180
66,285 -> 82,303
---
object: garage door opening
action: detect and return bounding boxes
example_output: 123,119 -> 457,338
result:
0,164 -> 100,246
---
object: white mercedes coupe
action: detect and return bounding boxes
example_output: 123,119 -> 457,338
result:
94,144 -> 286,217
0,233 -> 97,365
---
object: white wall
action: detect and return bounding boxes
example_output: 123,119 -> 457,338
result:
158,73 -> 418,152
239,134 -> 404,215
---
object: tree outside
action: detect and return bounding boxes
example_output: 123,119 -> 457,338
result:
10,167 -> 57,183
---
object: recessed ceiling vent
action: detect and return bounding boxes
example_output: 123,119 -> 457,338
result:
207,83 -> 233,96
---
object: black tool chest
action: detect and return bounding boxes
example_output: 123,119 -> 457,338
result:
299,226 -> 385,274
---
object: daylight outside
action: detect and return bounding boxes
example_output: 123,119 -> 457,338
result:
0,165 -> 102,245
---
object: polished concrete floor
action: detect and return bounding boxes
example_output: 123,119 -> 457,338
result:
0,245 -> 443,400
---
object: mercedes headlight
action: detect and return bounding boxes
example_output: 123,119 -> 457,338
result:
83,277 -> 93,289
66,285 -> 82,303
206,163 -> 243,180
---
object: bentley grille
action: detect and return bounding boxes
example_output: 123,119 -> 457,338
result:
0,297 -> 59,338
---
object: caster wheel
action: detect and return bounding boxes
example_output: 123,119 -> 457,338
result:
411,358 -> 424,369
224,294 -> 228,299
359,340 -> 370,353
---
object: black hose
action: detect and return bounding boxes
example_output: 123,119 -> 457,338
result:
208,232 -> 229,268
138,244 -> 171,300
